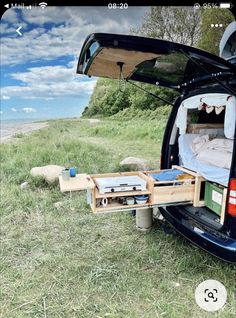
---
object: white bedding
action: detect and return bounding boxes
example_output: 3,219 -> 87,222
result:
178,134 -> 231,186
196,149 -> 232,170
191,135 -> 233,169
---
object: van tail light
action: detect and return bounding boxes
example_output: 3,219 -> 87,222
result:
227,178 -> 236,217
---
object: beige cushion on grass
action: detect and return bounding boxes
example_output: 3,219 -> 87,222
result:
31,165 -> 65,183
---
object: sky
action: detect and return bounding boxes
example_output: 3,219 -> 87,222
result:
0,6 -> 149,121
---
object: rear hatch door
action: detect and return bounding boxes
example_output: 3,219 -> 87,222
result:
77,33 -> 236,92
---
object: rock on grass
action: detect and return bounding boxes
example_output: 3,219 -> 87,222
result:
30,165 -> 65,184
119,157 -> 150,171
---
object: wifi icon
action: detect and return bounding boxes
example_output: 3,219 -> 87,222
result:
39,2 -> 48,9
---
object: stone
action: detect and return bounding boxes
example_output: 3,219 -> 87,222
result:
20,181 -> 29,189
53,201 -> 63,208
30,165 -> 65,183
119,157 -> 150,171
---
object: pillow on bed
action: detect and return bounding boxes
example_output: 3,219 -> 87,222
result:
191,135 -> 233,154
206,138 -> 233,153
196,148 -> 232,169
191,135 -> 233,169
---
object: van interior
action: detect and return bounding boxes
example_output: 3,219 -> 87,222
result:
167,93 -> 235,227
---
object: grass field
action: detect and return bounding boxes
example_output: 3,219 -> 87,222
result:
1,118 -> 236,318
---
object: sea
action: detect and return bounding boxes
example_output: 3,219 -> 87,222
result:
0,116 -> 81,139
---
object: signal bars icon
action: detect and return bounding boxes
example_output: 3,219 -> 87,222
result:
39,2 -> 48,9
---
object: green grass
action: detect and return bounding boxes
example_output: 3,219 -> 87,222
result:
1,118 -> 235,318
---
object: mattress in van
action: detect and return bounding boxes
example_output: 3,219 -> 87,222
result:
178,134 -> 230,186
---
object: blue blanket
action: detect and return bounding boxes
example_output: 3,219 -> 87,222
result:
149,169 -> 184,181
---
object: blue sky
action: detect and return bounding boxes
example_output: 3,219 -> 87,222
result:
0,6 -> 148,121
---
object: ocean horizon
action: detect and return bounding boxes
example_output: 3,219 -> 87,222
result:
1,118 -> 46,125
1,115 -> 82,125
0,116 -> 82,140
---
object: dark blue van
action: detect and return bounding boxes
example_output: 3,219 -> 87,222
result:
77,23 -> 236,263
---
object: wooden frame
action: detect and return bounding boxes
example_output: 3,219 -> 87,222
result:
89,171 -> 154,213
143,166 -> 196,206
172,165 -> 205,207
87,166 -> 203,213
220,188 -> 228,225
58,166 -> 227,224
187,123 -> 224,134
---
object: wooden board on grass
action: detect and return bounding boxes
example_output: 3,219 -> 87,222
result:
59,174 -> 95,192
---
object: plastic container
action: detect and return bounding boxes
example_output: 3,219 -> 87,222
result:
61,168 -> 70,181
69,167 -> 77,177
134,195 -> 148,204
126,197 -> 135,205
204,182 -> 224,215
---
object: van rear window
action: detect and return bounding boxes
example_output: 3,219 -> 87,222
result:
188,108 -> 225,124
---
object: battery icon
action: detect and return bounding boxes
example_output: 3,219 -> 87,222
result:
219,3 -> 232,8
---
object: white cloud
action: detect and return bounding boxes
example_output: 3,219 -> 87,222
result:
0,23 -> 17,35
2,62 -> 97,100
11,65 -> 77,84
1,7 -> 148,103
22,107 -> 36,113
0,111 -> 3,114
11,107 -> 17,112
2,95 -> 10,100
1,27 -> 69,65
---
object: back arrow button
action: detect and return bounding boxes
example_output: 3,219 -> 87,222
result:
16,26 -> 22,36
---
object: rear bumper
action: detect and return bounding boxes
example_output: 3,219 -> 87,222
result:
159,206 -> 236,264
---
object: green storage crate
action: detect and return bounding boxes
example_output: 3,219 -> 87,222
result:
204,181 -> 224,215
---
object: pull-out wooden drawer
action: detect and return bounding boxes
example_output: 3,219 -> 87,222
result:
143,167 -> 196,206
153,183 -> 195,205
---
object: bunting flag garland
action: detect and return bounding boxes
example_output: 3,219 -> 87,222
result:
198,99 -> 225,114
215,105 -> 225,115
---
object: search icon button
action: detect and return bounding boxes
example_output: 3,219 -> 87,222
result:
195,280 -> 227,311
